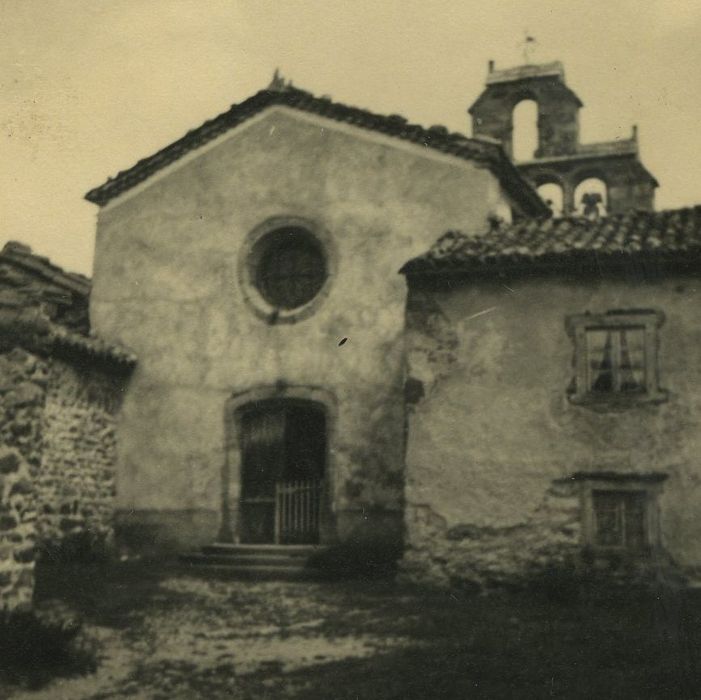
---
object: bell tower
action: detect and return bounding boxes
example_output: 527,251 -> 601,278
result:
469,61 -> 658,216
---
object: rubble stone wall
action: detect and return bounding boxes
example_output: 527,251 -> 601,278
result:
0,346 -> 122,608
38,361 -> 120,553
0,349 -> 46,609
402,481 -> 581,589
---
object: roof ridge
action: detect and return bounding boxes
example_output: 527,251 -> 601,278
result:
84,83 -> 549,216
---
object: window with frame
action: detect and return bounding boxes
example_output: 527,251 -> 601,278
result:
578,474 -> 666,555
565,310 -> 666,404
254,227 -> 327,311
592,490 -> 647,549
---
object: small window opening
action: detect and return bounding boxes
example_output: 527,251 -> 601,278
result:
512,100 -> 538,161
575,178 -> 607,218
585,326 -> 646,395
565,310 -> 666,406
255,228 -> 327,310
537,183 -> 564,217
593,490 -> 647,550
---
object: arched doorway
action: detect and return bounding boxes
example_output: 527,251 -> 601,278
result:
238,399 -> 326,544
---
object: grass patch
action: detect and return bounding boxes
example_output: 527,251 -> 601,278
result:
307,540 -> 402,579
34,557 -> 175,628
0,608 -> 97,689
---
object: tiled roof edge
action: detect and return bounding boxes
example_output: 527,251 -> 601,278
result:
0,307 -> 136,369
401,206 -> 701,275
48,325 -> 137,368
1,242 -> 91,296
84,87 -> 549,216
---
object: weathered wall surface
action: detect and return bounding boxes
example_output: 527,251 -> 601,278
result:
403,273 -> 701,586
0,447 -> 35,609
90,107 -> 515,550
38,361 -> 121,553
0,349 -> 45,608
0,345 -> 122,606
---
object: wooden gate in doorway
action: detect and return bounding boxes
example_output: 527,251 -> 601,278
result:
239,400 -> 326,545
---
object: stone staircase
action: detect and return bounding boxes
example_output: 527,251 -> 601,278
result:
179,543 -> 329,581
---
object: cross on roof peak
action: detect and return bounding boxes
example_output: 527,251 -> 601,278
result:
268,68 -> 293,92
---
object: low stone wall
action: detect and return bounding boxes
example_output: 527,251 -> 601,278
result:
38,361 -> 120,554
401,481 -> 582,590
0,348 -> 47,471
0,448 -> 36,609
0,349 -> 46,609
0,346 -> 124,608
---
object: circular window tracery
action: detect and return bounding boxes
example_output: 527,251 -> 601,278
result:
255,228 -> 327,310
240,219 -> 334,323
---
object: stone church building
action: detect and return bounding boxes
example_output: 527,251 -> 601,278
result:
3,60 -> 700,602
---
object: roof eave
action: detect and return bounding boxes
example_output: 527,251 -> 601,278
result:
401,249 -> 701,278
85,87 -> 548,216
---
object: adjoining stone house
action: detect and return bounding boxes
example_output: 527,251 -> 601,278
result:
400,207 -> 701,587
0,242 -> 134,609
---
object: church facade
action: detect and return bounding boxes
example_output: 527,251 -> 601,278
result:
81,62 -> 701,586
86,81 -> 545,557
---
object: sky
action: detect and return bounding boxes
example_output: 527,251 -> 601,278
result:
2,0 -> 701,275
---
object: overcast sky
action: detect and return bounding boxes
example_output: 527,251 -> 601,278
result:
2,0 -> 700,275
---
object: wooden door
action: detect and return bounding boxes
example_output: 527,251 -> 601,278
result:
239,401 -> 326,544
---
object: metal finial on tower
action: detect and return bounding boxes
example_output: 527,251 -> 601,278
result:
520,32 -> 537,64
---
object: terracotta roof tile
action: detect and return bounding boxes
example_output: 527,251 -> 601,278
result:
47,324 -> 137,367
0,244 -> 135,368
402,206 -> 701,275
85,85 -> 548,216
0,306 -> 136,369
1,242 -> 90,296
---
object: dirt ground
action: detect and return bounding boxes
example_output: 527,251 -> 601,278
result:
4,561 -> 701,699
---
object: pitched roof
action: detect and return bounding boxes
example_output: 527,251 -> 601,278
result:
401,206 -> 701,275
0,242 -> 136,369
0,241 -> 91,334
1,242 -> 90,297
0,305 -> 136,370
84,84 -> 548,216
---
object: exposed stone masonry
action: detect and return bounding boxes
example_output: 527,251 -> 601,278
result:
0,448 -> 36,609
0,349 -> 46,609
401,482 -> 581,589
0,347 -> 124,609
38,361 -> 120,554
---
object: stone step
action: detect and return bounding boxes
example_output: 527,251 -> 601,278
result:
180,552 -> 316,567
178,542 -> 330,581
201,543 -> 323,558
178,559 -> 328,581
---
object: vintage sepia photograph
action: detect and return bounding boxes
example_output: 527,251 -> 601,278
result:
2,1 -> 701,697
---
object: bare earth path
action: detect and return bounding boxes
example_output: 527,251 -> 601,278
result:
4,562 -> 701,699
